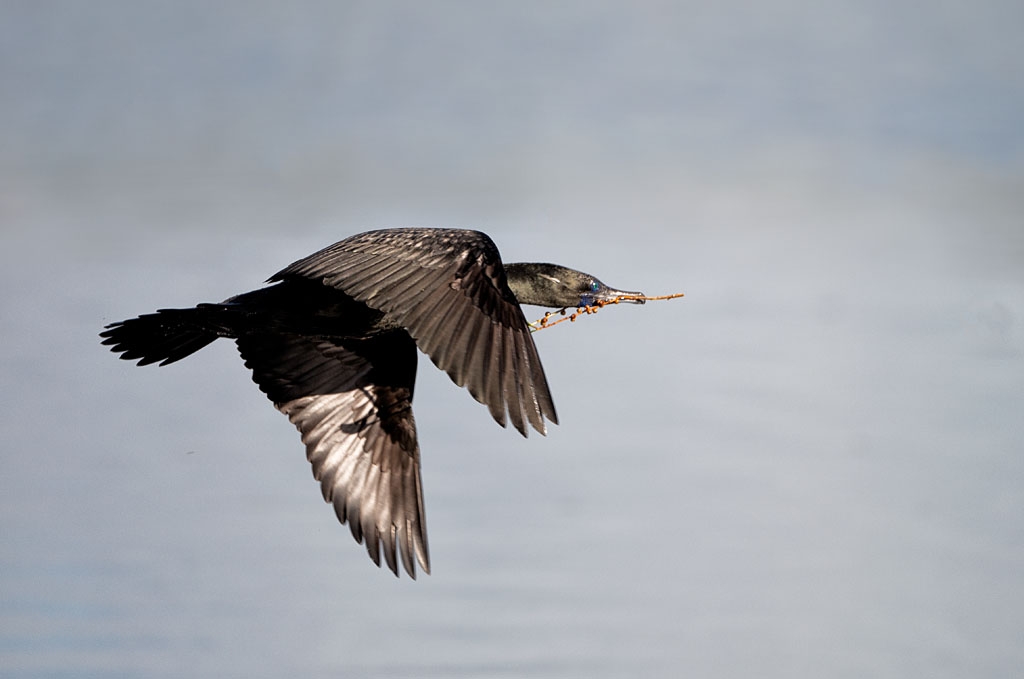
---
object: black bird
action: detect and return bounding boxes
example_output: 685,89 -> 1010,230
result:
100,228 -> 644,577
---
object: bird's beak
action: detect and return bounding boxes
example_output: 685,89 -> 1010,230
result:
598,287 -> 646,304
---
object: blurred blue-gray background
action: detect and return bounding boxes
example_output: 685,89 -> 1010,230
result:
3,2 -> 1022,677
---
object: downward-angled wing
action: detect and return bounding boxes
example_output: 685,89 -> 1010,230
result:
235,330 -> 429,578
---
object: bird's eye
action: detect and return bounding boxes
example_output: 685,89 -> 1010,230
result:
589,280 -> 600,293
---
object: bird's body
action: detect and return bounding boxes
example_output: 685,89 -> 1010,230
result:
101,228 -> 643,577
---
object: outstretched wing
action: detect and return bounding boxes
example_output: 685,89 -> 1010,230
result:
269,228 -> 557,437
236,330 -> 429,578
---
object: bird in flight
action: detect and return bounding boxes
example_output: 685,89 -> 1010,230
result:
101,228 -> 644,577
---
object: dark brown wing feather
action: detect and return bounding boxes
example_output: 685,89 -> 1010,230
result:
235,330 -> 429,578
269,228 -> 557,436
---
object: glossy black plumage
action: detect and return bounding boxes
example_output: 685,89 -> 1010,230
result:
100,228 -> 643,577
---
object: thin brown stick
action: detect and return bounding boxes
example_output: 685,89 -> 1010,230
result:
528,292 -> 684,332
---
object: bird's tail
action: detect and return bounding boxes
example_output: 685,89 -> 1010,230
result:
100,304 -> 230,366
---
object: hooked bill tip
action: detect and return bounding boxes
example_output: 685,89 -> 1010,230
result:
611,290 -> 646,304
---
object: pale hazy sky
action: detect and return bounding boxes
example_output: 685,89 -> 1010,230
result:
3,3 -> 1022,677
